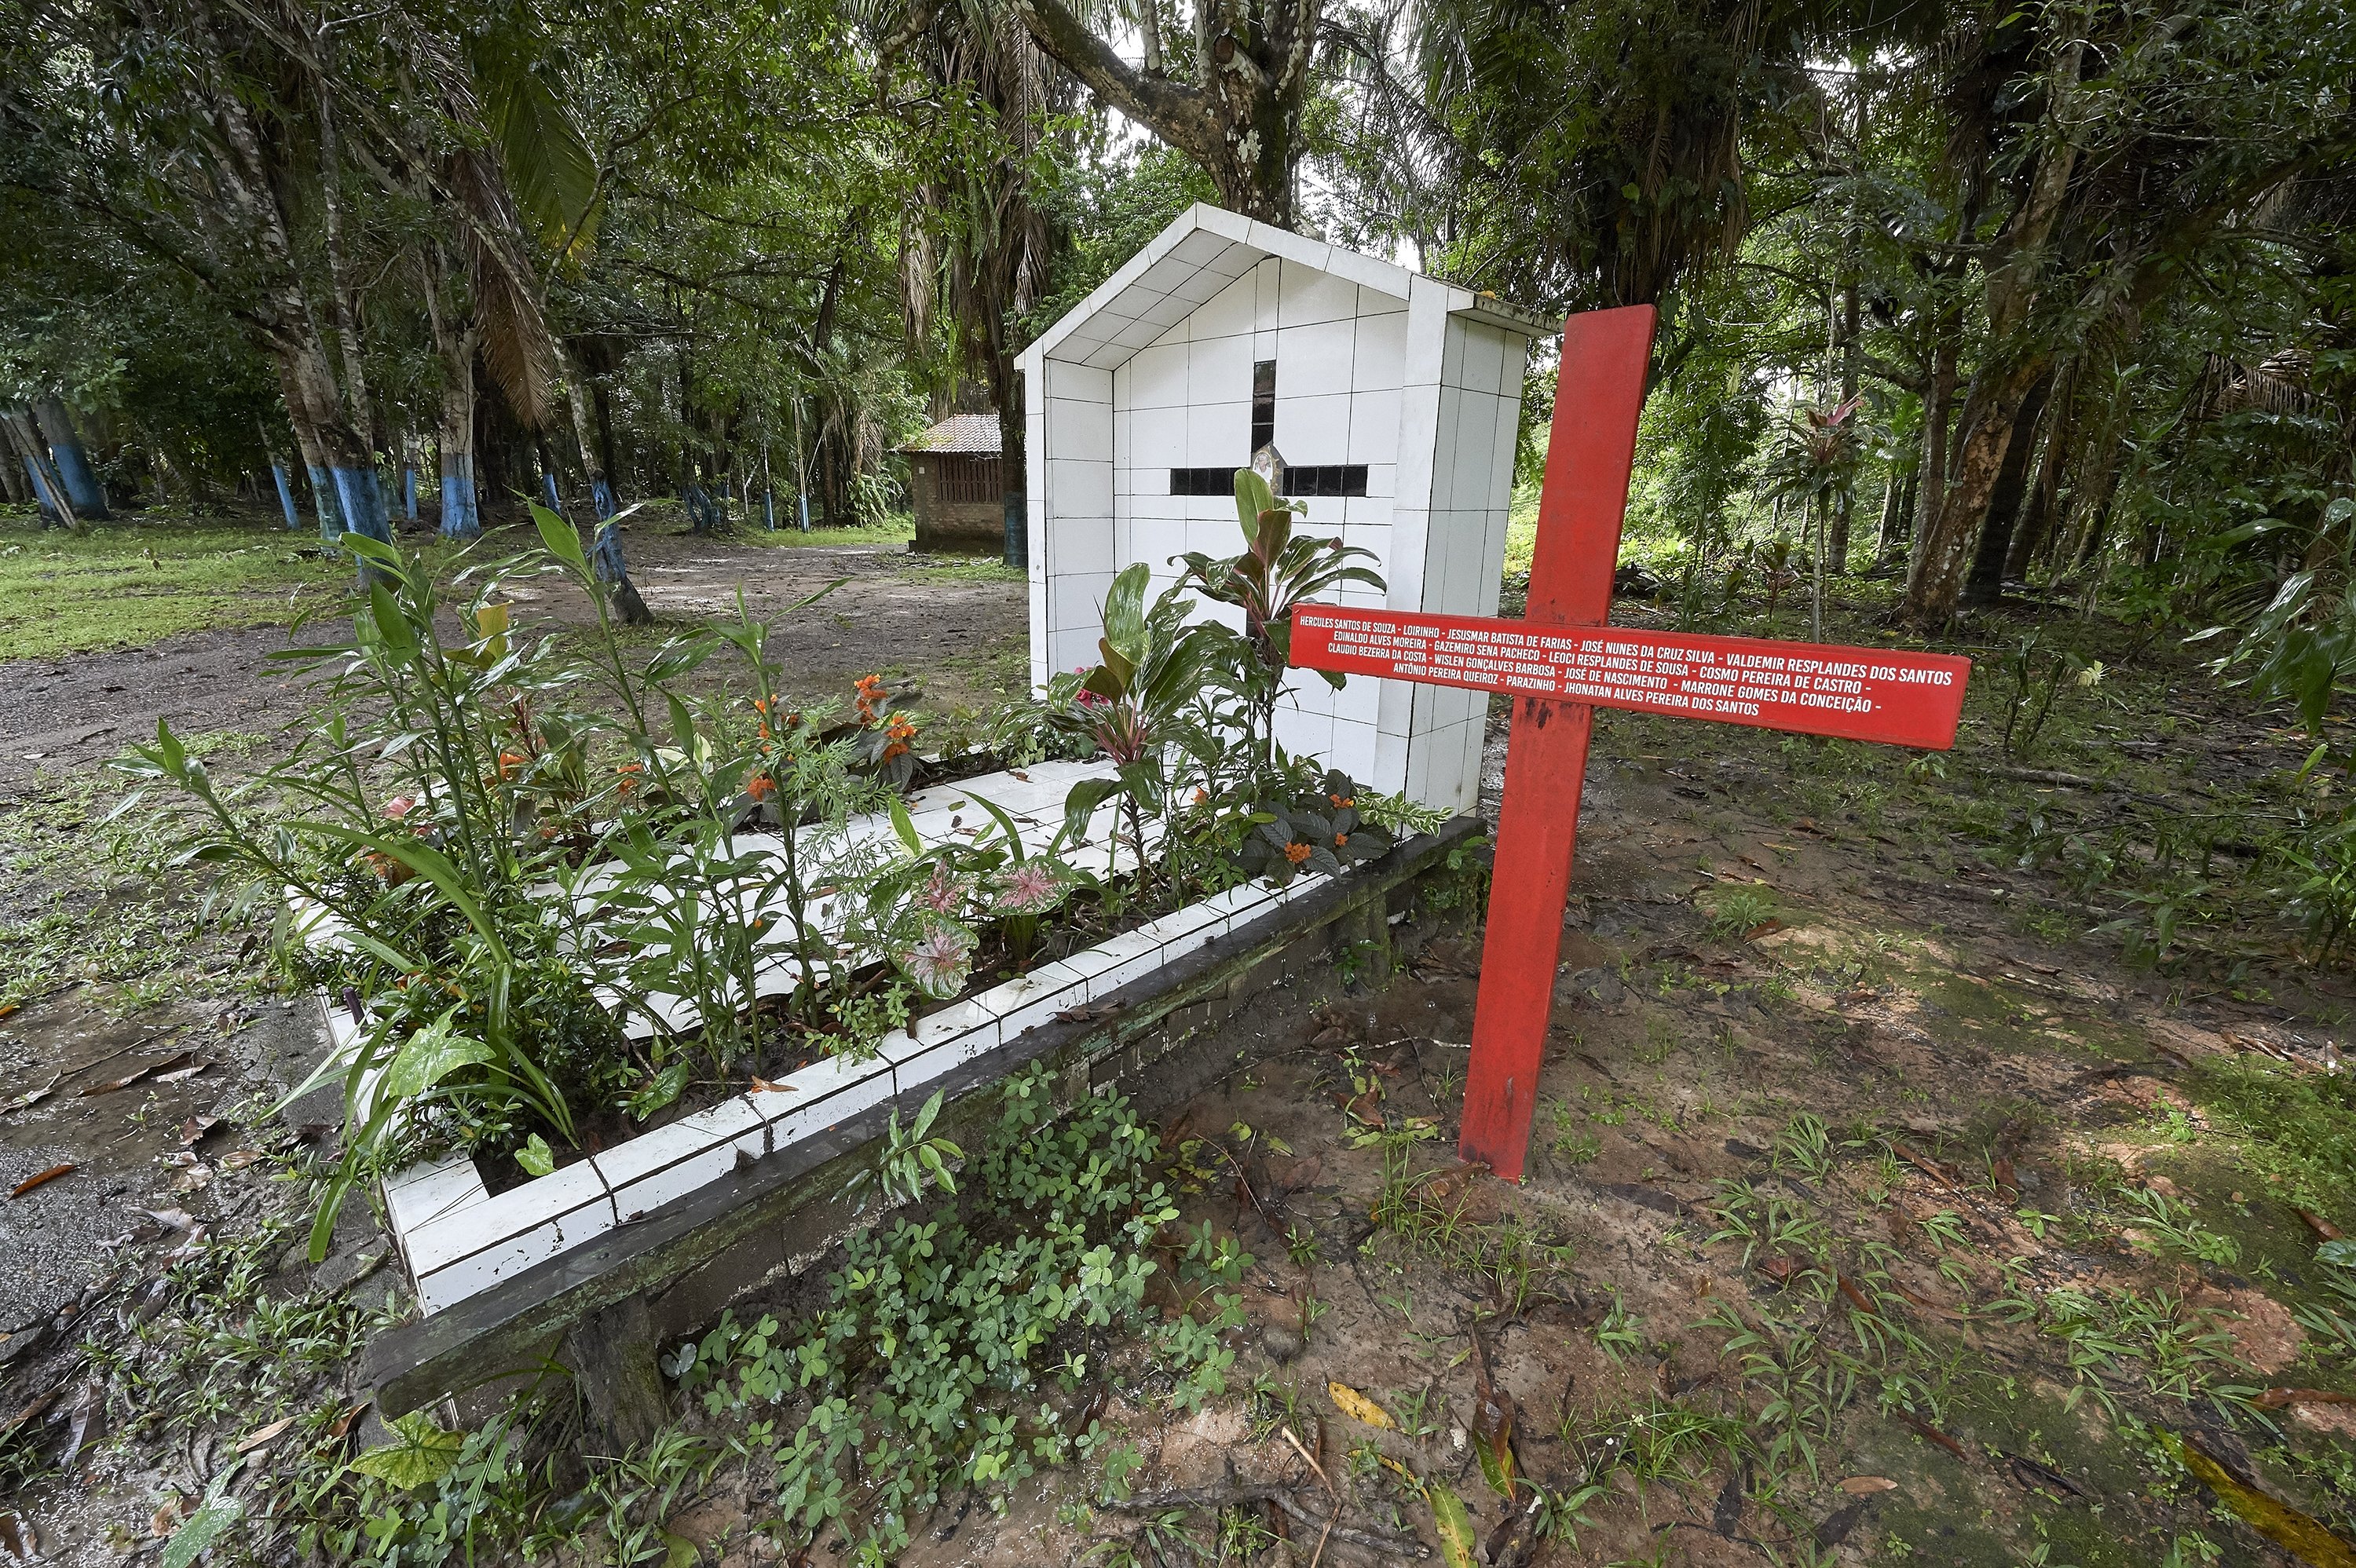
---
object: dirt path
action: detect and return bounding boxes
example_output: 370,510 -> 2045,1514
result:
0,520 -> 1026,784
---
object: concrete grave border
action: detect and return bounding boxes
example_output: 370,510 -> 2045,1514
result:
360,814 -> 1481,1420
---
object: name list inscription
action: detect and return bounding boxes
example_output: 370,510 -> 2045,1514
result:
1290,606 -> 1970,750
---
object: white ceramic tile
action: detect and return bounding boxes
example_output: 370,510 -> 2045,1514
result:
383,1153 -> 491,1237
1456,400 -> 1502,518
404,1157 -> 614,1275
1052,397 -> 1114,455
1276,393 -> 1351,463
1323,246 -> 1410,297
1187,398 -> 1249,467
1047,457 -> 1114,518
1457,322 -> 1507,395
1352,312 -> 1409,392
1276,258 -> 1355,327
1279,318 -> 1356,396
1344,389 -> 1401,465
1169,225 -> 1233,266
1187,331 -> 1253,404
1129,343 -> 1188,408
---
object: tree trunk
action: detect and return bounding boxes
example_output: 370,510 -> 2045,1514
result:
0,445 -> 28,506
33,397 -> 110,518
2008,377 -> 2076,579
1909,351 -> 2050,623
555,342 -> 650,623
1904,318 -> 1959,603
3,406 -> 79,531
1963,365 -> 2056,606
1008,0 -> 1313,224
423,247 -> 481,540
1878,465 -> 1919,571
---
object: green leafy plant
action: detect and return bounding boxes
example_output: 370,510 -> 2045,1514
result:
1173,466 -> 1385,776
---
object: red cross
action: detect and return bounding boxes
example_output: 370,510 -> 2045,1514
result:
1291,305 -> 1973,1181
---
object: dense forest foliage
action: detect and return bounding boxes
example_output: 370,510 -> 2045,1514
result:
2,0 -> 2351,654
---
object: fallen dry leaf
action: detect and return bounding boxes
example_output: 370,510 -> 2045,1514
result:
1892,1408 -> 1967,1460
1,1387 -> 62,1443
218,1150 -> 265,1171
2165,1430 -> 2356,1566
327,1400 -> 371,1440
1329,1381 -> 1396,1430
1838,1475 -> 1898,1494
177,1115 -> 220,1148
150,1495 -> 188,1538
172,1164 -> 213,1193
749,1078 -> 796,1094
236,1416 -> 296,1454
153,1060 -> 210,1084
78,1050 -> 195,1096
1890,1140 -> 1956,1185
2299,1209 -> 2344,1242
0,1510 -> 37,1560
1992,1157 -> 2021,1201
9,1163 -> 75,1200
2255,1388 -> 2356,1411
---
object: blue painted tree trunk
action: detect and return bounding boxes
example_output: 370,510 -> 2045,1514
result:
763,489 -> 776,529
1003,492 -> 1026,568
35,399 -> 109,519
592,478 -> 616,520
24,457 -> 61,524
331,466 -> 393,546
308,466 -> 342,539
270,463 -> 301,528
441,471 -> 480,539
542,469 -> 562,511
402,464 -> 417,521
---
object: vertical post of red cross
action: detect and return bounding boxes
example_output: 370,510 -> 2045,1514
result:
1457,305 -> 1657,1181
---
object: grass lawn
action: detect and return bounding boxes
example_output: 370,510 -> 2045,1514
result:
0,508 -> 355,660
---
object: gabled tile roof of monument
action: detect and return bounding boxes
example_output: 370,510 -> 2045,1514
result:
897,413 -> 1002,455
1019,203 -> 1559,373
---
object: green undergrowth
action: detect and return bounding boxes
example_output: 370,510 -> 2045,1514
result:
2186,1054 -> 2356,1228
217,1070 -> 1234,1566
730,517 -> 916,550
0,744 -> 264,1010
0,512 -> 353,658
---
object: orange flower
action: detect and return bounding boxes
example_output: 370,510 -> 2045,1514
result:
497,751 -> 529,781
854,674 -> 888,725
1282,842 -> 1313,865
880,713 -> 917,762
1328,793 -> 1354,808
1333,832 -> 1348,846
616,761 -> 645,799
748,775 -> 777,801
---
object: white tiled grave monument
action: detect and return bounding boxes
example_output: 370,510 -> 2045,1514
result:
1019,203 -> 1557,813
359,210 -> 1550,1322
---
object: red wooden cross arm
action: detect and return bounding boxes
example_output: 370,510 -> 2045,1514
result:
1290,305 -> 1973,1180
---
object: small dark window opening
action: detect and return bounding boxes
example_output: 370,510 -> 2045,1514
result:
1250,359 -> 1276,455
1279,465 -> 1369,499
1170,467 -> 1231,495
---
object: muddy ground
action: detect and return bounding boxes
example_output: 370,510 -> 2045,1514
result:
7,541 -> 2356,1566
